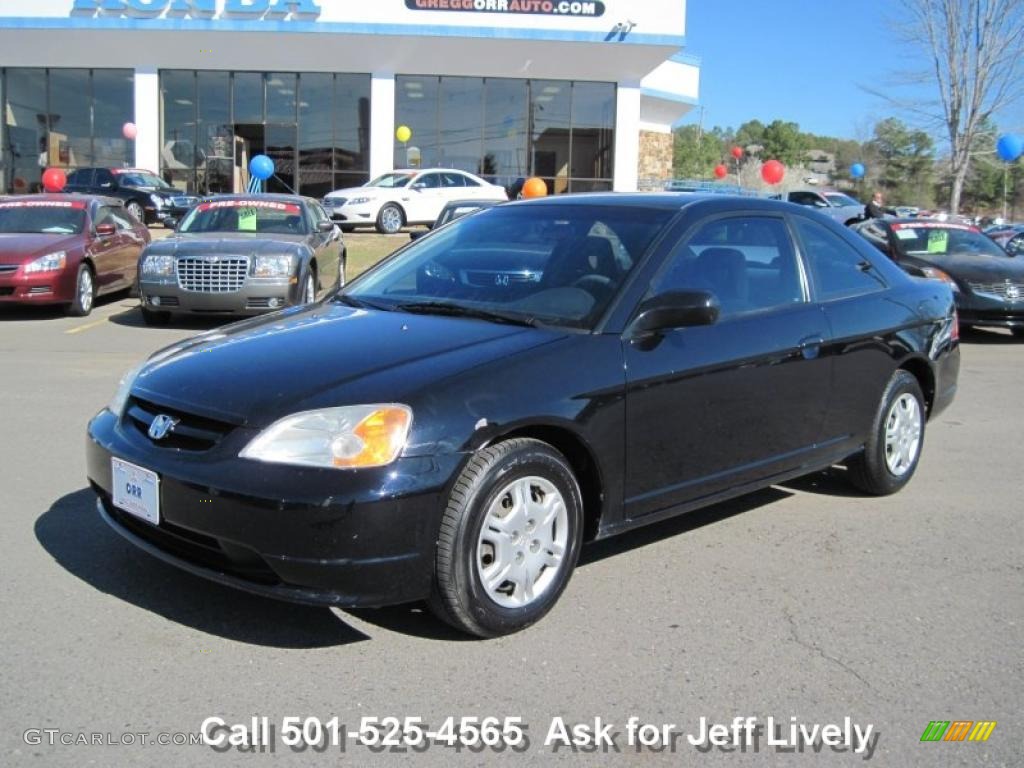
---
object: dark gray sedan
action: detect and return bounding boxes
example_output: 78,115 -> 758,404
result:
136,194 -> 344,325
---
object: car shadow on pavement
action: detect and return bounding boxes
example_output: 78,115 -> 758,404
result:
959,327 -> 1021,344
36,488 -> 370,648
778,465 -> 867,498
107,306 -> 232,331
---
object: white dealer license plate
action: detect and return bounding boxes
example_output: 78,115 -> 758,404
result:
111,458 -> 160,525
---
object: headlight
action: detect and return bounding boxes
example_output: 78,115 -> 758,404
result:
141,254 -> 175,276
920,266 -> 959,292
253,254 -> 293,278
240,404 -> 412,470
108,363 -> 143,417
348,197 -> 372,206
24,251 -> 67,273
150,194 -> 165,208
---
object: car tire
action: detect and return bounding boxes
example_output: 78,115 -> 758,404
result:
430,438 -> 584,638
140,306 -> 171,326
302,268 -> 316,304
847,369 -> 926,496
66,263 -> 95,317
376,203 -> 404,235
339,224 -> 355,234
126,201 -> 145,222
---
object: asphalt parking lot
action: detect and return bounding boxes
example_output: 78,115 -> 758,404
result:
1,272 -> 1021,766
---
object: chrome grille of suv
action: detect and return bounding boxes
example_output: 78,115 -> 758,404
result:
176,256 -> 249,293
968,281 -> 1023,301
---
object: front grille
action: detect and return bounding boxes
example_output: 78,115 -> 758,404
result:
176,256 -> 249,293
0,264 -> 18,275
125,395 -> 236,451
968,281 -> 1024,301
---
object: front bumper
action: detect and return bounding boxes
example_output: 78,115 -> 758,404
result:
0,266 -> 76,304
325,201 -> 378,224
957,292 -> 1024,330
139,275 -> 300,315
87,408 -> 462,607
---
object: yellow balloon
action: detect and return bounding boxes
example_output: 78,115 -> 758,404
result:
396,125 -> 412,143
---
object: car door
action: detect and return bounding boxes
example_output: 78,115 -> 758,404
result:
790,214 -> 899,446
107,205 -> 146,288
622,213 -> 832,518
87,204 -> 130,291
404,172 -> 446,223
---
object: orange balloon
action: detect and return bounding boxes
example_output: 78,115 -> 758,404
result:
522,177 -> 548,198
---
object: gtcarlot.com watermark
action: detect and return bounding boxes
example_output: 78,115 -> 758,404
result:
23,729 -> 204,747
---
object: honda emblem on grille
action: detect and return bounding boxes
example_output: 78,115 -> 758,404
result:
148,414 -> 179,440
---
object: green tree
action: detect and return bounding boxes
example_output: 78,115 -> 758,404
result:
734,120 -> 765,153
867,118 -> 934,206
759,120 -> 809,166
672,124 -> 727,179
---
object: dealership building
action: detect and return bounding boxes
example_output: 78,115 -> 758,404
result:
0,0 -> 699,198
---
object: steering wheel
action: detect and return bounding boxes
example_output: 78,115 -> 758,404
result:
572,274 -> 616,303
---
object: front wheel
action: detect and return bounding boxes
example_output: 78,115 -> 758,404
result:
376,203 -> 404,235
66,264 -> 95,317
430,438 -> 584,638
301,270 -> 316,304
126,201 -> 145,222
847,369 -> 925,495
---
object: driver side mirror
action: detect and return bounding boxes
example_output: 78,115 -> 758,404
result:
95,222 -> 116,237
317,219 -> 335,233
629,291 -> 720,336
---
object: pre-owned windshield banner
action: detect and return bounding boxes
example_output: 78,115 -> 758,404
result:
404,0 -> 606,17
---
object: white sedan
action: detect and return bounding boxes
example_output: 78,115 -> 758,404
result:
323,169 -> 508,234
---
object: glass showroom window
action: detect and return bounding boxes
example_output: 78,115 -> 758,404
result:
395,76 -> 614,197
161,70 -> 370,196
2,68 -> 133,194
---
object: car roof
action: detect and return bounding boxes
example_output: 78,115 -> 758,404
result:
198,193 -> 311,206
502,192 -> 819,215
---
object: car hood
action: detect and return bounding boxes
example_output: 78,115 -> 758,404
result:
144,233 -> 306,257
326,186 -> 393,200
0,233 -> 82,263
910,252 -> 1024,282
132,303 -> 563,427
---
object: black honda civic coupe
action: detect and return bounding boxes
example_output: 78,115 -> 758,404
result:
87,195 -> 960,637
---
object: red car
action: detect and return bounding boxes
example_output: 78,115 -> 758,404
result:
0,194 -> 150,316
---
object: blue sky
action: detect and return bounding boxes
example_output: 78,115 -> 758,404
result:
679,0 -> 1023,141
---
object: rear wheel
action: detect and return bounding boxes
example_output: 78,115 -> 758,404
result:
376,203 -> 404,235
847,370 -> 925,495
302,269 -> 316,304
430,438 -> 583,637
66,264 -> 95,317
126,201 -> 145,222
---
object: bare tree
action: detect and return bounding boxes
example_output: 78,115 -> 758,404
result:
897,0 -> 1024,213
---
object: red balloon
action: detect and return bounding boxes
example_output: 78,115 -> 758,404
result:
761,159 -> 785,185
730,146 -> 743,160
42,168 -> 67,193
713,164 -> 728,179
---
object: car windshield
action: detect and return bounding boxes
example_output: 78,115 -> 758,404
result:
0,201 -> 86,234
117,172 -> 172,189
178,199 -> 308,235
825,193 -> 860,207
366,173 -> 413,189
892,224 -> 1008,258
343,203 -> 674,329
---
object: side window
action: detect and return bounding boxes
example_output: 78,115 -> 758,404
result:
109,207 -> 134,229
461,173 -> 481,188
66,169 -> 92,186
793,216 -> 887,301
651,216 -> 805,318
94,206 -> 116,229
95,169 -> 115,188
416,173 -> 442,189
442,172 -> 466,188
789,191 -> 821,207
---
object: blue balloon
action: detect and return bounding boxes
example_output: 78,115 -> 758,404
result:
850,162 -> 866,179
249,154 -> 275,181
996,134 -> 1023,163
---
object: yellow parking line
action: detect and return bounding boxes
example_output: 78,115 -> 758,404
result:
64,316 -> 110,335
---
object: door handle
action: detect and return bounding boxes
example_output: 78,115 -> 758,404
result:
798,335 -> 824,360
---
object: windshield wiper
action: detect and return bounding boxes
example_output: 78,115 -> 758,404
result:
333,294 -> 394,311
394,301 -> 538,327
